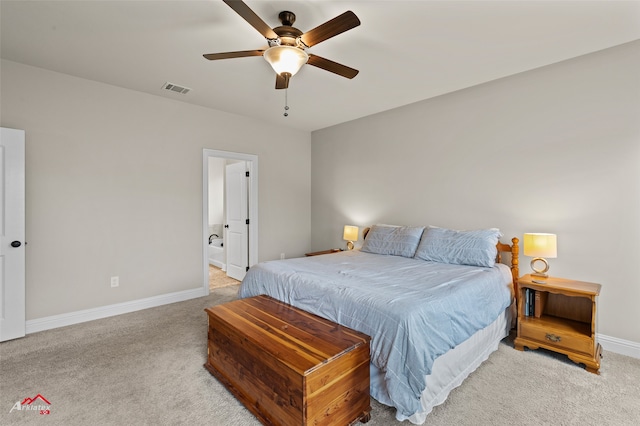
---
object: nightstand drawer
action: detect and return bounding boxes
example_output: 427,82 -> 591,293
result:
520,323 -> 594,355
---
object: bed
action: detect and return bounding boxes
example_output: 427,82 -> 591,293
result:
238,224 -> 519,424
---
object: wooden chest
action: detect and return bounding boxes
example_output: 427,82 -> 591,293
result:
204,295 -> 371,425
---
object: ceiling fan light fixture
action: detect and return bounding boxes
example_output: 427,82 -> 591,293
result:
263,45 -> 308,77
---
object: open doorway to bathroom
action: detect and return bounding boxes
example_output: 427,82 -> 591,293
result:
202,149 -> 258,293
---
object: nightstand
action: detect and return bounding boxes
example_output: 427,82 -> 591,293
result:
514,274 -> 602,374
305,249 -> 342,256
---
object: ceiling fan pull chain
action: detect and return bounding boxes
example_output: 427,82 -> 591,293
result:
283,88 -> 290,117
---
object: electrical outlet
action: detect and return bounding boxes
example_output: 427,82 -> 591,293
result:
110,276 -> 119,288
280,253 -> 285,260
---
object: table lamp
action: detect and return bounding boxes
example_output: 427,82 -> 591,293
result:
343,225 -> 359,250
523,233 -> 557,279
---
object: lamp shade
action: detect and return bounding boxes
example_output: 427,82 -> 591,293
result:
343,226 -> 359,242
263,45 -> 308,77
523,233 -> 557,258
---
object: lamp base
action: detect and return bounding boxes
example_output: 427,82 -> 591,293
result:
346,241 -> 354,250
530,257 -> 550,278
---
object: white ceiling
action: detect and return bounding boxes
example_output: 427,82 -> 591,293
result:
2,1 -> 639,132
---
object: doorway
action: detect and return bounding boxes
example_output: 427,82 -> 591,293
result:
202,149 -> 258,294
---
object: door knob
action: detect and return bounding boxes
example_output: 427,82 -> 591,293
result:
11,241 -> 21,248
224,224 -> 229,228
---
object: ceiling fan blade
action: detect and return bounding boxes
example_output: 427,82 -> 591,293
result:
307,54 -> 359,79
300,11 -> 360,47
203,50 -> 265,60
275,73 -> 290,90
222,0 -> 278,40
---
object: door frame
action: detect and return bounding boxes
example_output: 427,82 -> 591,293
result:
202,149 -> 258,293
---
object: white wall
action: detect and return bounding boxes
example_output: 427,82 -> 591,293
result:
0,59 -> 311,320
311,41 -> 640,344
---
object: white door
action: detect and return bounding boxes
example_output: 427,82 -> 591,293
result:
0,128 -> 26,342
225,161 -> 249,281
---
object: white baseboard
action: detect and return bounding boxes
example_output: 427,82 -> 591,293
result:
26,287 -> 208,335
598,333 -> 640,359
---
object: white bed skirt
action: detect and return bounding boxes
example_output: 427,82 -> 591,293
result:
370,308 -> 511,424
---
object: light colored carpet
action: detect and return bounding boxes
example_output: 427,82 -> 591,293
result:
1,284 -> 639,425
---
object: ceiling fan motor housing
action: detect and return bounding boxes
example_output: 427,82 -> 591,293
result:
273,27 -> 304,48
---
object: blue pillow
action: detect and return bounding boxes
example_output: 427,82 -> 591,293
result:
414,226 -> 501,267
361,224 -> 425,258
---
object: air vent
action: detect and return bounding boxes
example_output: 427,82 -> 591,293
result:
162,82 -> 191,95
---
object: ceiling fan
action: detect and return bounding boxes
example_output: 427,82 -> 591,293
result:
204,0 -> 361,89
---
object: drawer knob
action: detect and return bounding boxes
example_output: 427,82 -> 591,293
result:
545,333 -> 562,343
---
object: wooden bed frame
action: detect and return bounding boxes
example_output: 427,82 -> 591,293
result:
497,237 -> 520,288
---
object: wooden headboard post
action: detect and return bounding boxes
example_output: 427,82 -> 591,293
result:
496,237 -> 519,286
511,237 -> 520,283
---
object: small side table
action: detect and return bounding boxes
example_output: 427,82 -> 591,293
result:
305,249 -> 342,256
514,274 -> 602,374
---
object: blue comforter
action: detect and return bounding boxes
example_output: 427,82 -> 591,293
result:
238,250 -> 512,418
